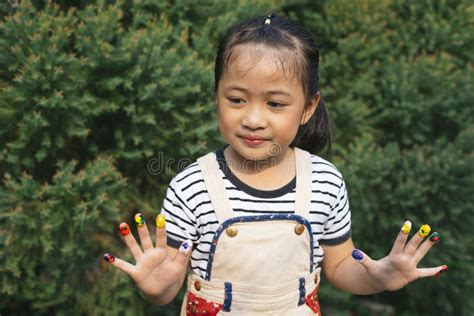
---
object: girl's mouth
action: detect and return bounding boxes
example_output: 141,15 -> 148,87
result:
240,136 -> 266,146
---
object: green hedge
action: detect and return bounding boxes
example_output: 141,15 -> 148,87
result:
0,0 -> 472,315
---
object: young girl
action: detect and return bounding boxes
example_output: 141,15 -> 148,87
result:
103,13 -> 447,315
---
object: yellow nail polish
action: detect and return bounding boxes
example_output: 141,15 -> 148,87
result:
419,224 -> 431,237
156,214 -> 166,228
401,221 -> 411,234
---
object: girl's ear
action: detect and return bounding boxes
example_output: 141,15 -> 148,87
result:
214,95 -> 219,111
301,92 -> 321,125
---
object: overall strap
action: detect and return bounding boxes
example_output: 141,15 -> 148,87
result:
197,152 -> 234,224
294,147 -> 312,219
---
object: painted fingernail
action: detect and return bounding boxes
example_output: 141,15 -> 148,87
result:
419,224 -> 431,237
429,232 -> 440,242
352,249 -> 363,261
156,214 -> 166,228
134,213 -> 145,227
119,222 -> 130,236
401,220 -> 412,234
103,253 -> 115,263
436,265 -> 448,276
179,240 -> 192,255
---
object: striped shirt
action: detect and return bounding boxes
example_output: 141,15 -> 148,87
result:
160,146 -> 352,278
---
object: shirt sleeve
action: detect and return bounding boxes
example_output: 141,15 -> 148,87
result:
319,179 -> 352,245
160,176 -> 199,249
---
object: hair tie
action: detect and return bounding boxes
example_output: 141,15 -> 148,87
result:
264,13 -> 272,25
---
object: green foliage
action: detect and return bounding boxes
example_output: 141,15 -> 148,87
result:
0,157 -> 127,313
0,0 -> 472,315
0,0 -> 216,182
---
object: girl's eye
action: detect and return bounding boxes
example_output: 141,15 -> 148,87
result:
227,97 -> 245,104
268,101 -> 287,108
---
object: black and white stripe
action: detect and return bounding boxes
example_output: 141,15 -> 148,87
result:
160,148 -> 351,278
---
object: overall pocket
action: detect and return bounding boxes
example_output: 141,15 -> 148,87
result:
186,291 -> 223,316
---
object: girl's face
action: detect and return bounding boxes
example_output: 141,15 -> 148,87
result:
216,44 -> 319,164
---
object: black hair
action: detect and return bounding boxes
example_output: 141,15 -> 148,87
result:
214,13 -> 332,154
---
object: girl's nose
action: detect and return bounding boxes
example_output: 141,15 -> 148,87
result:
242,104 -> 268,130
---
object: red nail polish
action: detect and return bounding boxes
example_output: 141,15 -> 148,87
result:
436,265 -> 448,276
103,253 -> 115,263
119,222 -> 130,236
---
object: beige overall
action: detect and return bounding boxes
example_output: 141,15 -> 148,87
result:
180,147 -> 322,316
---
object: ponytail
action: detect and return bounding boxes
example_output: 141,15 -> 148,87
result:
291,96 -> 333,154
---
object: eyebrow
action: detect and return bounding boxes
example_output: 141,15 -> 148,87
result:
225,85 -> 293,97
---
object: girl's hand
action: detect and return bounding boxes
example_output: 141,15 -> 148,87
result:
352,221 -> 447,291
103,213 -> 192,297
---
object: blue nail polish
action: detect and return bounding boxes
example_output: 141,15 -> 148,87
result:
352,249 -> 363,261
179,240 -> 192,254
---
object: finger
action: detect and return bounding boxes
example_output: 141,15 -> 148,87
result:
413,232 -> 440,264
119,222 -> 143,261
134,212 -> 154,251
173,240 -> 193,267
390,220 -> 412,255
352,249 -> 376,272
418,265 -> 448,278
155,214 -> 167,249
103,253 -> 135,276
404,224 -> 431,256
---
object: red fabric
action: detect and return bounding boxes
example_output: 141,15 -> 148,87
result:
187,288 -> 321,315
305,286 -> 322,315
187,292 -> 223,316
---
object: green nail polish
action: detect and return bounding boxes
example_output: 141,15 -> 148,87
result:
134,213 -> 145,227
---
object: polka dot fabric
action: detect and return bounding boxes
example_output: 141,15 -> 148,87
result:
186,292 -> 223,316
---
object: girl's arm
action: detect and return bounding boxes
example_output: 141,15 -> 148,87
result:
321,221 -> 447,295
322,238 -> 384,294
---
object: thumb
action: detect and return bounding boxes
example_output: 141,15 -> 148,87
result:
352,249 -> 376,272
173,240 -> 193,267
